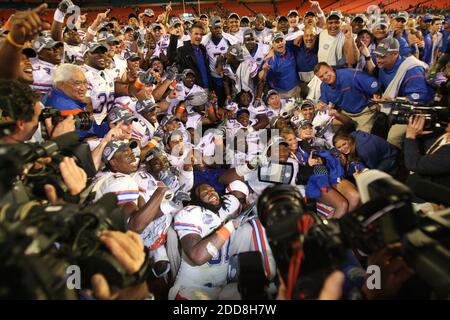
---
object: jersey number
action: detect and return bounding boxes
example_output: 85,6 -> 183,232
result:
96,92 -> 115,114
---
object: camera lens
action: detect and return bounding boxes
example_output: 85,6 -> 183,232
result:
74,112 -> 93,131
257,185 -> 306,243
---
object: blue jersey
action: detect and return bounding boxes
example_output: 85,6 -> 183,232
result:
265,41 -> 299,92
440,30 -> 450,53
421,33 -> 433,65
378,56 -> 435,104
319,68 -> 380,114
294,41 -> 318,73
43,87 -> 86,115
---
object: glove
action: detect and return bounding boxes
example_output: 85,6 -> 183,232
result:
58,0 -> 74,14
172,190 -> 191,205
159,171 -> 179,190
165,66 -> 179,81
138,70 -> 156,86
248,155 -> 268,169
234,204 -> 257,227
153,127 -> 165,139
169,166 -> 181,177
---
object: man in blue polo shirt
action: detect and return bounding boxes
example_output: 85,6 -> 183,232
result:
258,31 -> 301,99
314,61 -> 380,133
375,37 -> 435,104
440,17 -> 450,55
373,37 -> 435,148
293,26 -> 319,98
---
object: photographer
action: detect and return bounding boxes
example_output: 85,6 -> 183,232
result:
404,115 -> 450,190
0,80 -> 74,144
89,230 -> 150,300
371,37 -> 435,148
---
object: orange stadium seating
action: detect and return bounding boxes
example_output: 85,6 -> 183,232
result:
0,0 -> 449,24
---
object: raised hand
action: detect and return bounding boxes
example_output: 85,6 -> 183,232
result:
8,3 -> 48,45
96,9 -> 110,23
57,0 -> 75,14
309,0 -> 321,11
341,24 -> 353,39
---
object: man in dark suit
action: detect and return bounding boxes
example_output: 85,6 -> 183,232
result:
167,23 -> 212,92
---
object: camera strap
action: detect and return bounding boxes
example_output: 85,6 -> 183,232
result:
286,214 -> 315,300
426,134 -> 450,155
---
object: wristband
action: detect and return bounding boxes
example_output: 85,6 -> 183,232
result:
175,103 -> 186,115
53,9 -> 65,23
169,80 -> 177,90
246,126 -> 254,133
87,27 -> 97,36
5,34 -> 24,49
147,138 -> 159,148
365,55 -> 371,61
216,221 -> 235,241
134,78 -> 144,90
165,95 -> 172,103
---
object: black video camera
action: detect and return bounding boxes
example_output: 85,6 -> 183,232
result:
40,107 -> 93,132
0,193 -> 151,299
257,171 -> 450,299
388,98 -> 449,130
0,132 -> 97,202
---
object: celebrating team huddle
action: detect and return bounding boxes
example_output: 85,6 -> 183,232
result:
0,0 -> 449,300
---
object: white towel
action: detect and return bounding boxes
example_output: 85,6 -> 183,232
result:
381,55 -> 429,113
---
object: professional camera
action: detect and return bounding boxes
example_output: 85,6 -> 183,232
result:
0,193 -> 151,299
40,107 -> 93,131
0,132 -> 97,202
257,171 -> 450,299
388,98 -> 449,130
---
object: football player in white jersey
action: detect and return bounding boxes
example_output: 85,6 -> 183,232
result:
169,183 -> 275,300
242,29 -> 271,69
98,33 -> 126,80
31,36 -> 63,94
254,14 -> 273,45
201,16 -> 239,107
131,99 -> 161,158
132,147 -> 191,279
264,89 -> 290,121
62,26 -> 84,63
227,109 -> 264,163
168,69 -> 204,113
83,42 -> 115,137
236,90 -> 269,129
223,44 -> 259,99
156,17 -> 189,58
227,13 -> 248,43
92,139 -> 169,234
